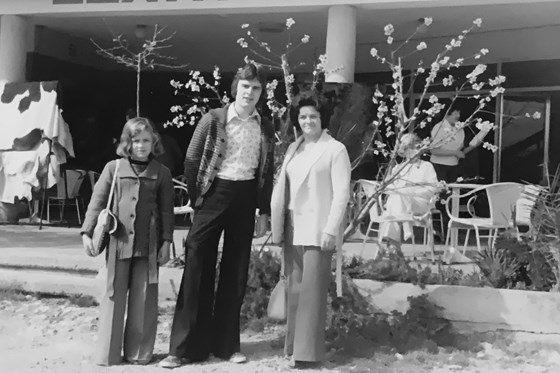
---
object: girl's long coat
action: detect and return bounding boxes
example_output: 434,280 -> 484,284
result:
81,158 -> 174,294
270,130 -> 351,296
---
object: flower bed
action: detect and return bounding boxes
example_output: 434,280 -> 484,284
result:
354,278 -> 560,334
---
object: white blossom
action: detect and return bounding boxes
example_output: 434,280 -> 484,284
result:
476,120 -> 494,132
489,75 -> 506,86
370,48 -> 378,57
424,17 -> 433,26
236,38 -> 248,48
301,34 -> 310,44
442,75 -> 455,87
473,18 -> 483,27
490,86 -> 505,97
482,142 -> 498,152
286,18 -> 295,29
472,82 -> 484,91
450,38 -> 462,48
416,42 -> 427,51
170,105 -> 182,113
384,24 -> 394,36
466,64 -> 487,83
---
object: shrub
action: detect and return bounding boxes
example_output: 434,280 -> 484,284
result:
473,229 -> 556,291
240,250 -> 281,330
326,275 -> 454,356
343,253 -> 486,288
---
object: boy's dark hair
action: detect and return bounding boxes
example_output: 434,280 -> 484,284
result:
230,63 -> 267,104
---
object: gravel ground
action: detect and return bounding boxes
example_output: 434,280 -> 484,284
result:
2,292 -> 560,373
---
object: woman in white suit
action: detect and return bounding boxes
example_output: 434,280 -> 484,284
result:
271,96 -> 351,368
379,133 -> 439,252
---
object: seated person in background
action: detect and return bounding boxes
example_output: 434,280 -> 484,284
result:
377,133 -> 439,252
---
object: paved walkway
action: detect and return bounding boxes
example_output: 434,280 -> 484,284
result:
0,224 -> 478,302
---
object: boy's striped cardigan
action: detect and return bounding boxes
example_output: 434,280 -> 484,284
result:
183,104 -> 275,215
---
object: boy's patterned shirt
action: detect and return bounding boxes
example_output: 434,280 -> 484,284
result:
216,104 -> 261,180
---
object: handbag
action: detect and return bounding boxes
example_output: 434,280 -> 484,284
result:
267,252 -> 287,321
90,160 -> 120,257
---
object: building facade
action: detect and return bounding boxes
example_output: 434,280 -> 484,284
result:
1,0 -> 559,183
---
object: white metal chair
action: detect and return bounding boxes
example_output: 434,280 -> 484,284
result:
515,184 -> 543,237
445,182 -> 523,252
47,168 -> 87,224
172,179 -> 194,223
87,170 -> 100,190
358,179 -> 436,261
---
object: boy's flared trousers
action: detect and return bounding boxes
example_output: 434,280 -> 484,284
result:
168,178 -> 257,361
95,256 -> 158,366
283,213 -> 332,362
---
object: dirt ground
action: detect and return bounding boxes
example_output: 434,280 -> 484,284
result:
1,292 -> 560,373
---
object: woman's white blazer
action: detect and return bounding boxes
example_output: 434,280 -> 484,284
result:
271,130 -> 351,246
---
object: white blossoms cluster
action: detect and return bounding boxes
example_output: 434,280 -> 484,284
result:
236,38 -> 248,48
475,119 -> 495,132
482,142 -> 498,152
466,64 -> 488,83
286,18 -> 295,29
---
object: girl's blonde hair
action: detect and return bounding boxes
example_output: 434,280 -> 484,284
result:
116,117 -> 164,158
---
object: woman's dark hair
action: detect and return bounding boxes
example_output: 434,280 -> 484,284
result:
230,63 -> 267,105
290,96 -> 329,131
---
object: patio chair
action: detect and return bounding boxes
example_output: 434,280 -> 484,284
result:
171,179 -> 194,262
358,179 -> 436,261
444,182 -> 523,252
87,170 -> 100,190
47,168 -> 87,224
173,184 -> 194,222
515,184 -> 542,236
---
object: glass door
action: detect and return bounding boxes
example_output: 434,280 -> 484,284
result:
497,95 -> 549,184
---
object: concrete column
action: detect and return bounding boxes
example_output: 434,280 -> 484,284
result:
0,15 -> 27,82
325,5 -> 357,83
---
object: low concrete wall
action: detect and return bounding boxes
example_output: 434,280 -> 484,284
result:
355,279 -> 560,334
3,260 -> 560,335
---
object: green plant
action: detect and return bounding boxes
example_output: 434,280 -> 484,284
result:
343,252 -> 486,288
326,276 -> 454,356
240,250 -> 281,331
472,243 -> 522,289
472,229 -> 556,291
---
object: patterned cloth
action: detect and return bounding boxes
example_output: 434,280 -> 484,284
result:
216,104 -> 262,181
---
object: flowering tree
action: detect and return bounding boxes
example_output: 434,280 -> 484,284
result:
343,17 -> 514,240
166,17 -> 539,248
168,66 -> 230,127
92,24 -> 188,115
168,18 -> 334,169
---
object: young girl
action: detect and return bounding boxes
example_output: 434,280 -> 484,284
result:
81,117 -> 175,366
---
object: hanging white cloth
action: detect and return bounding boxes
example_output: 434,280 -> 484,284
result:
0,141 -> 61,203
0,81 -> 72,204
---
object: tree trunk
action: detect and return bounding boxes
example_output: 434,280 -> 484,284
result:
136,57 -> 141,116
